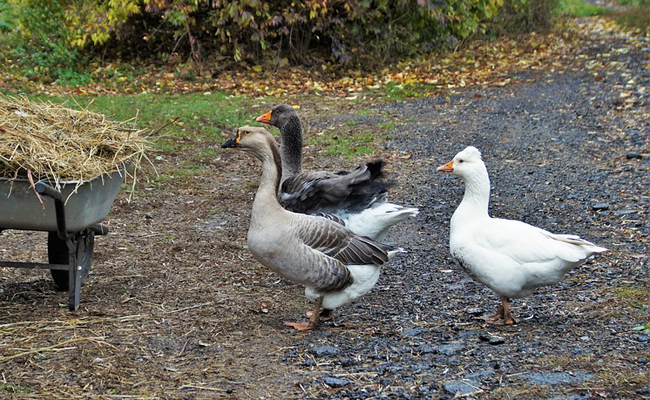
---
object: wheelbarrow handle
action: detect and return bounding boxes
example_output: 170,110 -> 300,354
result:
35,182 -> 68,240
35,182 -> 63,201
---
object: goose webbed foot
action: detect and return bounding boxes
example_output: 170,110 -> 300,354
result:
284,321 -> 318,331
476,297 -> 517,325
285,297 -> 323,331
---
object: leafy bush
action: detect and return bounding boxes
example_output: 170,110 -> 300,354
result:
2,0 -> 557,73
0,0 -> 16,32
3,0 -> 86,83
617,0 -> 650,8
486,0 -> 559,36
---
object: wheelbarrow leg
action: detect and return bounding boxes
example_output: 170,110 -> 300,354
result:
65,230 -> 95,311
66,236 -> 81,311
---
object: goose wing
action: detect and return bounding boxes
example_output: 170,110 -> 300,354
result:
457,219 -> 606,290
295,216 -> 389,266
280,163 -> 387,214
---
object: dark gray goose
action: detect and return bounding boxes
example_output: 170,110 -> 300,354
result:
256,104 -> 418,241
222,126 -> 402,330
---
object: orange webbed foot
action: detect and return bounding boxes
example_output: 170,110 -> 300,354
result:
284,321 -> 317,331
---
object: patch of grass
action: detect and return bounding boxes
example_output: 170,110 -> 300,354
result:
555,0 -> 611,16
199,148 -> 219,159
38,92 -> 265,152
0,383 -> 31,393
614,284 -> 650,310
380,82 -> 433,101
617,8 -> 650,30
536,353 -> 649,394
378,120 -> 396,131
310,130 -> 381,158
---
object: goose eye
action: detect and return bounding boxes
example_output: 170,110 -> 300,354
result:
457,159 -> 464,164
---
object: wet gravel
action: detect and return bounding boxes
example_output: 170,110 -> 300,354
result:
273,26 -> 649,400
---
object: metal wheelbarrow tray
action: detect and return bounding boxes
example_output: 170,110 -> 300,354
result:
0,170 -> 124,310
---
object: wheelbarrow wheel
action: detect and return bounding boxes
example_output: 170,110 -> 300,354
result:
48,230 -> 95,291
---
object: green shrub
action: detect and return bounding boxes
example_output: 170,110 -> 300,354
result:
0,0 -> 17,32
4,0 -> 86,82
3,0 -> 557,72
617,0 -> 649,8
484,0 -> 559,36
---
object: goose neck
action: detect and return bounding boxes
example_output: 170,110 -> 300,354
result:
279,115 -> 303,183
251,143 -> 285,217
455,167 -> 491,220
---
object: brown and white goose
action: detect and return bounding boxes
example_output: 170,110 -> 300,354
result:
256,104 -> 418,241
222,126 -> 402,330
437,146 -> 607,324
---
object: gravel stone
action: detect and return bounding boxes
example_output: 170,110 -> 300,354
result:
591,202 -> 611,210
443,381 -> 479,396
319,377 -> 350,388
522,372 -> 594,386
309,345 -> 340,357
436,342 -> 465,356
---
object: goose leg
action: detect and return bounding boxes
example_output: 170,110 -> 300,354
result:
501,297 -> 517,325
305,308 -> 334,321
285,297 -> 323,331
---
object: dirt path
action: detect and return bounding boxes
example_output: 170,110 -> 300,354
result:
1,17 -> 648,399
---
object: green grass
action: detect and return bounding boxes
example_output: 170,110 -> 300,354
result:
36,92 -> 265,152
615,284 -> 650,309
0,383 -> 31,394
381,82 -> 433,101
309,130 -> 383,158
617,8 -> 650,30
556,0 -> 611,16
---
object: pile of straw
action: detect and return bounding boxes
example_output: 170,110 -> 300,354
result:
0,94 -> 149,188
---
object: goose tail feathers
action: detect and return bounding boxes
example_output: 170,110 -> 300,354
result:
342,203 -> 419,241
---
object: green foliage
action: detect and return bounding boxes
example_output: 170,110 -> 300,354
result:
617,0 -> 650,8
632,323 -> 650,334
3,0 -> 87,83
0,0 -> 17,32
617,7 -> 650,30
485,0 -> 558,35
2,0 -> 555,71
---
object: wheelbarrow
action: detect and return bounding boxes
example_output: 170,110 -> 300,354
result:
0,170 -> 124,310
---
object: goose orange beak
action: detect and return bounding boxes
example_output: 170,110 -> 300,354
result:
256,110 -> 272,124
437,160 -> 453,172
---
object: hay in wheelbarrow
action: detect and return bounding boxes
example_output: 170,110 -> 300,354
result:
0,94 -> 150,196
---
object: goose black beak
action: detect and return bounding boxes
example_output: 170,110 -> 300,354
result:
221,131 -> 241,148
256,110 -> 272,124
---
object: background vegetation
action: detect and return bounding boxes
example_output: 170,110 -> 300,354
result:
0,0 -> 647,86
0,0 -> 551,81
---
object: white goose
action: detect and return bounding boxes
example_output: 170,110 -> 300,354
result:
222,126 -> 402,330
256,104 -> 418,241
437,146 -> 607,324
